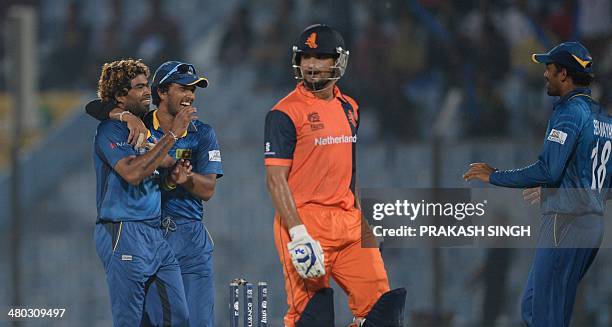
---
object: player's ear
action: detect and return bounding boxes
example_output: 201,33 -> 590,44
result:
157,87 -> 167,102
560,67 -> 569,82
114,88 -> 128,104
114,96 -> 125,106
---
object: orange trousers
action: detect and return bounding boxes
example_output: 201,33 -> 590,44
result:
274,205 -> 390,327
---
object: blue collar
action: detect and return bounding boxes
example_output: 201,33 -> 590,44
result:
553,87 -> 591,109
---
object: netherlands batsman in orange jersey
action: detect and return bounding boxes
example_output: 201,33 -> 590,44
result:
264,24 -> 406,327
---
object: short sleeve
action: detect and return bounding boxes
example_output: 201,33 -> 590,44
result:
264,110 -> 296,166
94,121 -> 136,168
195,126 -> 223,178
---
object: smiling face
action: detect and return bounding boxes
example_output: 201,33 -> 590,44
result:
160,83 -> 196,116
121,74 -> 151,116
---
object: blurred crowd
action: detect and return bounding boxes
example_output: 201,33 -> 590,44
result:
2,0 -> 611,141
223,0 -> 612,141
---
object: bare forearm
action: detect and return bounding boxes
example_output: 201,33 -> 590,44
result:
180,173 -> 216,201
127,135 -> 175,179
267,176 -> 302,229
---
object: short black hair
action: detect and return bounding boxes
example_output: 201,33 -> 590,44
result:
553,62 -> 594,87
154,83 -> 170,106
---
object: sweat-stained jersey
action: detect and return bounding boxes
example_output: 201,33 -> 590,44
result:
264,82 -> 359,210
490,87 -> 612,215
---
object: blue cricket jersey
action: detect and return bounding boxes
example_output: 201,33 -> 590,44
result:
490,87 -> 612,215
145,110 -> 224,221
93,120 -> 161,222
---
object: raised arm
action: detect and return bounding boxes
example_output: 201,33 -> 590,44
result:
86,99 -> 149,147
113,106 -> 196,185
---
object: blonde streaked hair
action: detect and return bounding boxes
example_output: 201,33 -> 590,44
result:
97,59 -> 149,102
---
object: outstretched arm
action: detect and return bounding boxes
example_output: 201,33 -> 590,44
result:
464,106 -> 585,188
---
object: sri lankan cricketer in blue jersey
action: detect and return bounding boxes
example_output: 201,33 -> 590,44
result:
88,61 -> 222,327
92,59 -> 198,326
464,42 -> 611,327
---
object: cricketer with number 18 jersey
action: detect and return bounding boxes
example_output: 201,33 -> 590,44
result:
490,87 -> 612,216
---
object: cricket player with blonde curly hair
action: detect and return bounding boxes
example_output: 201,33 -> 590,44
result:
93,59 -> 195,326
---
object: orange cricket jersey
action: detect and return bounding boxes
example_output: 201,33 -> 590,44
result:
264,82 -> 359,210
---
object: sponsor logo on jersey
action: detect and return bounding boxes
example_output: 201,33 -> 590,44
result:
110,142 -> 130,149
121,255 -> 132,261
314,135 -> 357,146
264,142 -> 276,156
547,129 -> 567,145
208,150 -> 222,162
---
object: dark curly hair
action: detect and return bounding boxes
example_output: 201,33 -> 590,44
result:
97,59 -> 150,102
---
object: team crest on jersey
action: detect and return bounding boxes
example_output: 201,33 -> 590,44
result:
346,110 -> 357,128
308,112 -> 325,131
175,148 -> 192,159
547,129 -> 567,145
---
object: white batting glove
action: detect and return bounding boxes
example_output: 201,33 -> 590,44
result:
287,225 -> 325,279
